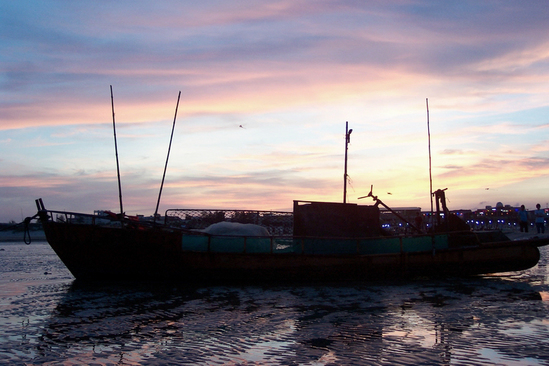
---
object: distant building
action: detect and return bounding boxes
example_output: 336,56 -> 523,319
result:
457,202 -> 546,231
381,202 -> 547,232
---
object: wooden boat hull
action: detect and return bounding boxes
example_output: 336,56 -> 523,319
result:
42,221 -> 545,283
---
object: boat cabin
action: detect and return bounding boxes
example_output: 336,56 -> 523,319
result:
293,200 -> 381,238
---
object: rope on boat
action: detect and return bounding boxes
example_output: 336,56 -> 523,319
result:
23,216 -> 33,245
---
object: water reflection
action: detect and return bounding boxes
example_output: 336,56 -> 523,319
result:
28,275 -> 549,366
1,243 -> 549,365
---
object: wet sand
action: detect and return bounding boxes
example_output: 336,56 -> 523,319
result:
1,241 -> 549,365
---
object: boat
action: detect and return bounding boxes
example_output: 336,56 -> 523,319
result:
30,187 -> 549,283
26,94 -> 549,283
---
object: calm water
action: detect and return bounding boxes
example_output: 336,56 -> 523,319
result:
1,242 -> 549,365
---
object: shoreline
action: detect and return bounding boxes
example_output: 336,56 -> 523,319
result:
0,230 -> 46,242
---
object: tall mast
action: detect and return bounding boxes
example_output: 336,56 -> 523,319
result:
343,121 -> 352,203
426,98 -> 433,224
110,85 -> 124,217
154,91 -> 182,223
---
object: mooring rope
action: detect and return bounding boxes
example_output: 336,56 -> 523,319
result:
23,216 -> 33,245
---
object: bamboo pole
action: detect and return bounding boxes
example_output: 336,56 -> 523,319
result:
426,98 -> 433,228
343,121 -> 352,203
154,91 -> 182,223
110,85 -> 124,218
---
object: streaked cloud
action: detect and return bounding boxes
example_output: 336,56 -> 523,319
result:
1,1 -> 549,221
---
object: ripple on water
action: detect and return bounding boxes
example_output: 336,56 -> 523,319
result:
2,243 -> 549,365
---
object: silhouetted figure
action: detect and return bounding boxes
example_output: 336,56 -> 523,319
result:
518,205 -> 528,233
535,203 -> 545,234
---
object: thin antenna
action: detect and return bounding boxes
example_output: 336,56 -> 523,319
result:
154,91 -> 181,223
426,98 -> 433,225
343,121 -> 352,203
111,85 -> 124,218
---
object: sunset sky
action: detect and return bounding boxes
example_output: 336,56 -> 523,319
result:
2,1 -> 549,222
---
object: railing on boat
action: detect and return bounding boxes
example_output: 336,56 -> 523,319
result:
39,208 -> 293,234
39,209 -> 487,255
43,210 -> 112,226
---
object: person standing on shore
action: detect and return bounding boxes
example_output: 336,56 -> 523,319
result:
535,203 -> 545,234
518,205 -> 529,232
